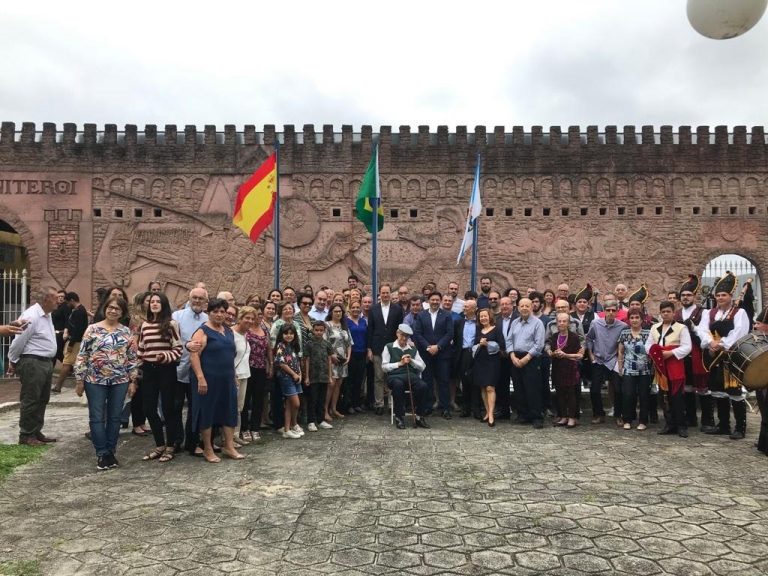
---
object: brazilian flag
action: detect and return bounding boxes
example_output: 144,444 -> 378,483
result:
355,145 -> 384,233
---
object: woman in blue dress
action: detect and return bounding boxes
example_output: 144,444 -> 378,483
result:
189,298 -> 243,463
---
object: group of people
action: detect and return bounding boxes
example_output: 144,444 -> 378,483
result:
2,270 -> 767,470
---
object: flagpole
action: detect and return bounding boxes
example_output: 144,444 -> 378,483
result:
371,143 -> 379,298
274,139 -> 281,290
470,153 -> 480,293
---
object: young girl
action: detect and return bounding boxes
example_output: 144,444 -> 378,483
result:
274,324 -> 304,439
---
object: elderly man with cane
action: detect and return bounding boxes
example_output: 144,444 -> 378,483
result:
382,324 -> 431,429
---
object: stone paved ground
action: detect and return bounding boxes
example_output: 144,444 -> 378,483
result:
1,394 -> 767,576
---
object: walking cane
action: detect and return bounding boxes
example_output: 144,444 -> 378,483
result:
405,359 -> 418,428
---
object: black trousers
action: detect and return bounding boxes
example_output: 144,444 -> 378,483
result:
388,375 -> 428,419
591,363 -> 620,418
16,356 -> 54,440
458,348 -> 481,417
510,354 -> 542,422
306,381 -> 328,425
242,367 -> 268,432
271,377 -> 284,431
757,390 -> 768,455
141,362 -> 180,448
365,359 -> 375,408
539,355 -> 552,412
621,374 -> 651,424
496,356 -> 512,417
177,380 -> 198,452
346,351 -> 367,409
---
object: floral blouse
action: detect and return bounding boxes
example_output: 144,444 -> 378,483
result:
274,342 -> 301,377
246,328 -> 270,370
74,324 -> 139,386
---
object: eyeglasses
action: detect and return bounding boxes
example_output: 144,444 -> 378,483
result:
489,297 -> 499,301
106,306 -> 122,312
300,301 -> 312,306
190,296 -> 206,302
604,308 -> 617,312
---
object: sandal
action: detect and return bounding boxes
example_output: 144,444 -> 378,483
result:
158,449 -> 175,463
203,452 -> 221,464
142,447 -> 165,461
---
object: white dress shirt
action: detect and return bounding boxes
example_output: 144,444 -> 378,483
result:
381,303 -> 390,325
644,322 -> 692,360
429,308 -> 438,330
7,303 -> 57,363
695,307 -> 750,350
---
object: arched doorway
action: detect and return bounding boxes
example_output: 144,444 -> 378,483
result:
1,219 -> 30,374
701,254 -> 762,318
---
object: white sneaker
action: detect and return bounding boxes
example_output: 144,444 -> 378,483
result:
282,429 -> 301,439
292,425 -> 305,436
318,421 -> 333,429
307,423 -> 318,432
252,432 -> 261,441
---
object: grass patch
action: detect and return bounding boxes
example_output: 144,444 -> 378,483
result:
0,444 -> 49,482
0,560 -> 42,576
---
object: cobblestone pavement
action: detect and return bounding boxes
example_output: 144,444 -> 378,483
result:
0,397 -> 767,576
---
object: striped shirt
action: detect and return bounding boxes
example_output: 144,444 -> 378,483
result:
138,320 -> 182,364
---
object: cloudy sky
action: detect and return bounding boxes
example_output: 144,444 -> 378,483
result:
1,1 -> 767,131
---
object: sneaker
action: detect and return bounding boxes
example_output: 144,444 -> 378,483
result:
318,421 -> 334,429
282,429 -> 301,439
623,423 -> 631,430
307,423 -> 318,432
108,454 -> 119,468
291,425 -> 305,436
252,432 -> 262,441
96,456 -> 110,471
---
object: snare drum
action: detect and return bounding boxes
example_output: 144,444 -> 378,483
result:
728,333 -> 768,390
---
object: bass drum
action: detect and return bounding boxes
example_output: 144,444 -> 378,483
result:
728,333 -> 768,390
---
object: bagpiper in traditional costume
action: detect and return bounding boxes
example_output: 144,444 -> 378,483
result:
695,272 -> 750,439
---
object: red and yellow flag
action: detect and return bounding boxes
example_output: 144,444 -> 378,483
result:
233,153 -> 277,242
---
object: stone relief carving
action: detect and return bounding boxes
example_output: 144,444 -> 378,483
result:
47,212 -> 80,287
278,198 -> 321,248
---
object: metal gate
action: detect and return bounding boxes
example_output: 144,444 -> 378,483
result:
1,269 -> 28,375
702,255 -> 762,314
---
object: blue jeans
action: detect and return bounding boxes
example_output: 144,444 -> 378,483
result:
85,382 -> 129,457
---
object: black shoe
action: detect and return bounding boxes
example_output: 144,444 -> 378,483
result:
96,456 -> 110,471
729,430 -> 745,440
658,426 -> 677,435
415,417 -> 430,429
442,410 -> 452,420
460,411 -> 471,418
120,422 -> 129,429
514,417 -> 532,425
109,454 -> 119,468
532,420 -> 544,429
705,426 -> 731,435
375,406 -> 384,416
678,427 -> 689,438
424,408 -> 434,416
700,424 -> 718,433
394,417 -> 406,430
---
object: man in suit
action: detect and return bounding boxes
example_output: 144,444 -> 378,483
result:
496,297 -> 517,420
413,291 -> 455,418
366,283 -> 404,415
454,299 -> 480,418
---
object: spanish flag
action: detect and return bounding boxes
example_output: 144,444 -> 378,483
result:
233,153 -> 277,242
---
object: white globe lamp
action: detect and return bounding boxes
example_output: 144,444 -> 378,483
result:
687,0 -> 768,39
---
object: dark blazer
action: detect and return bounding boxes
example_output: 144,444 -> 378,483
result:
413,308 -> 454,359
366,302 -> 404,355
474,324 -> 507,353
571,310 -> 595,336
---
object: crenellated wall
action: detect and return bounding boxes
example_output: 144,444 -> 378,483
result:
1,122 -> 767,308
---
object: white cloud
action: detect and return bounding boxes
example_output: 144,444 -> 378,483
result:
1,1 -> 767,130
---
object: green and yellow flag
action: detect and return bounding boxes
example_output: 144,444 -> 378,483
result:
355,145 -> 384,233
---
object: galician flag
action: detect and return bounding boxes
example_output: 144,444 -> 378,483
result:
355,145 -> 384,233
457,161 -> 482,264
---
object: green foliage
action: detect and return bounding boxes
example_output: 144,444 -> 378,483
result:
0,560 -> 42,576
0,444 -> 49,482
